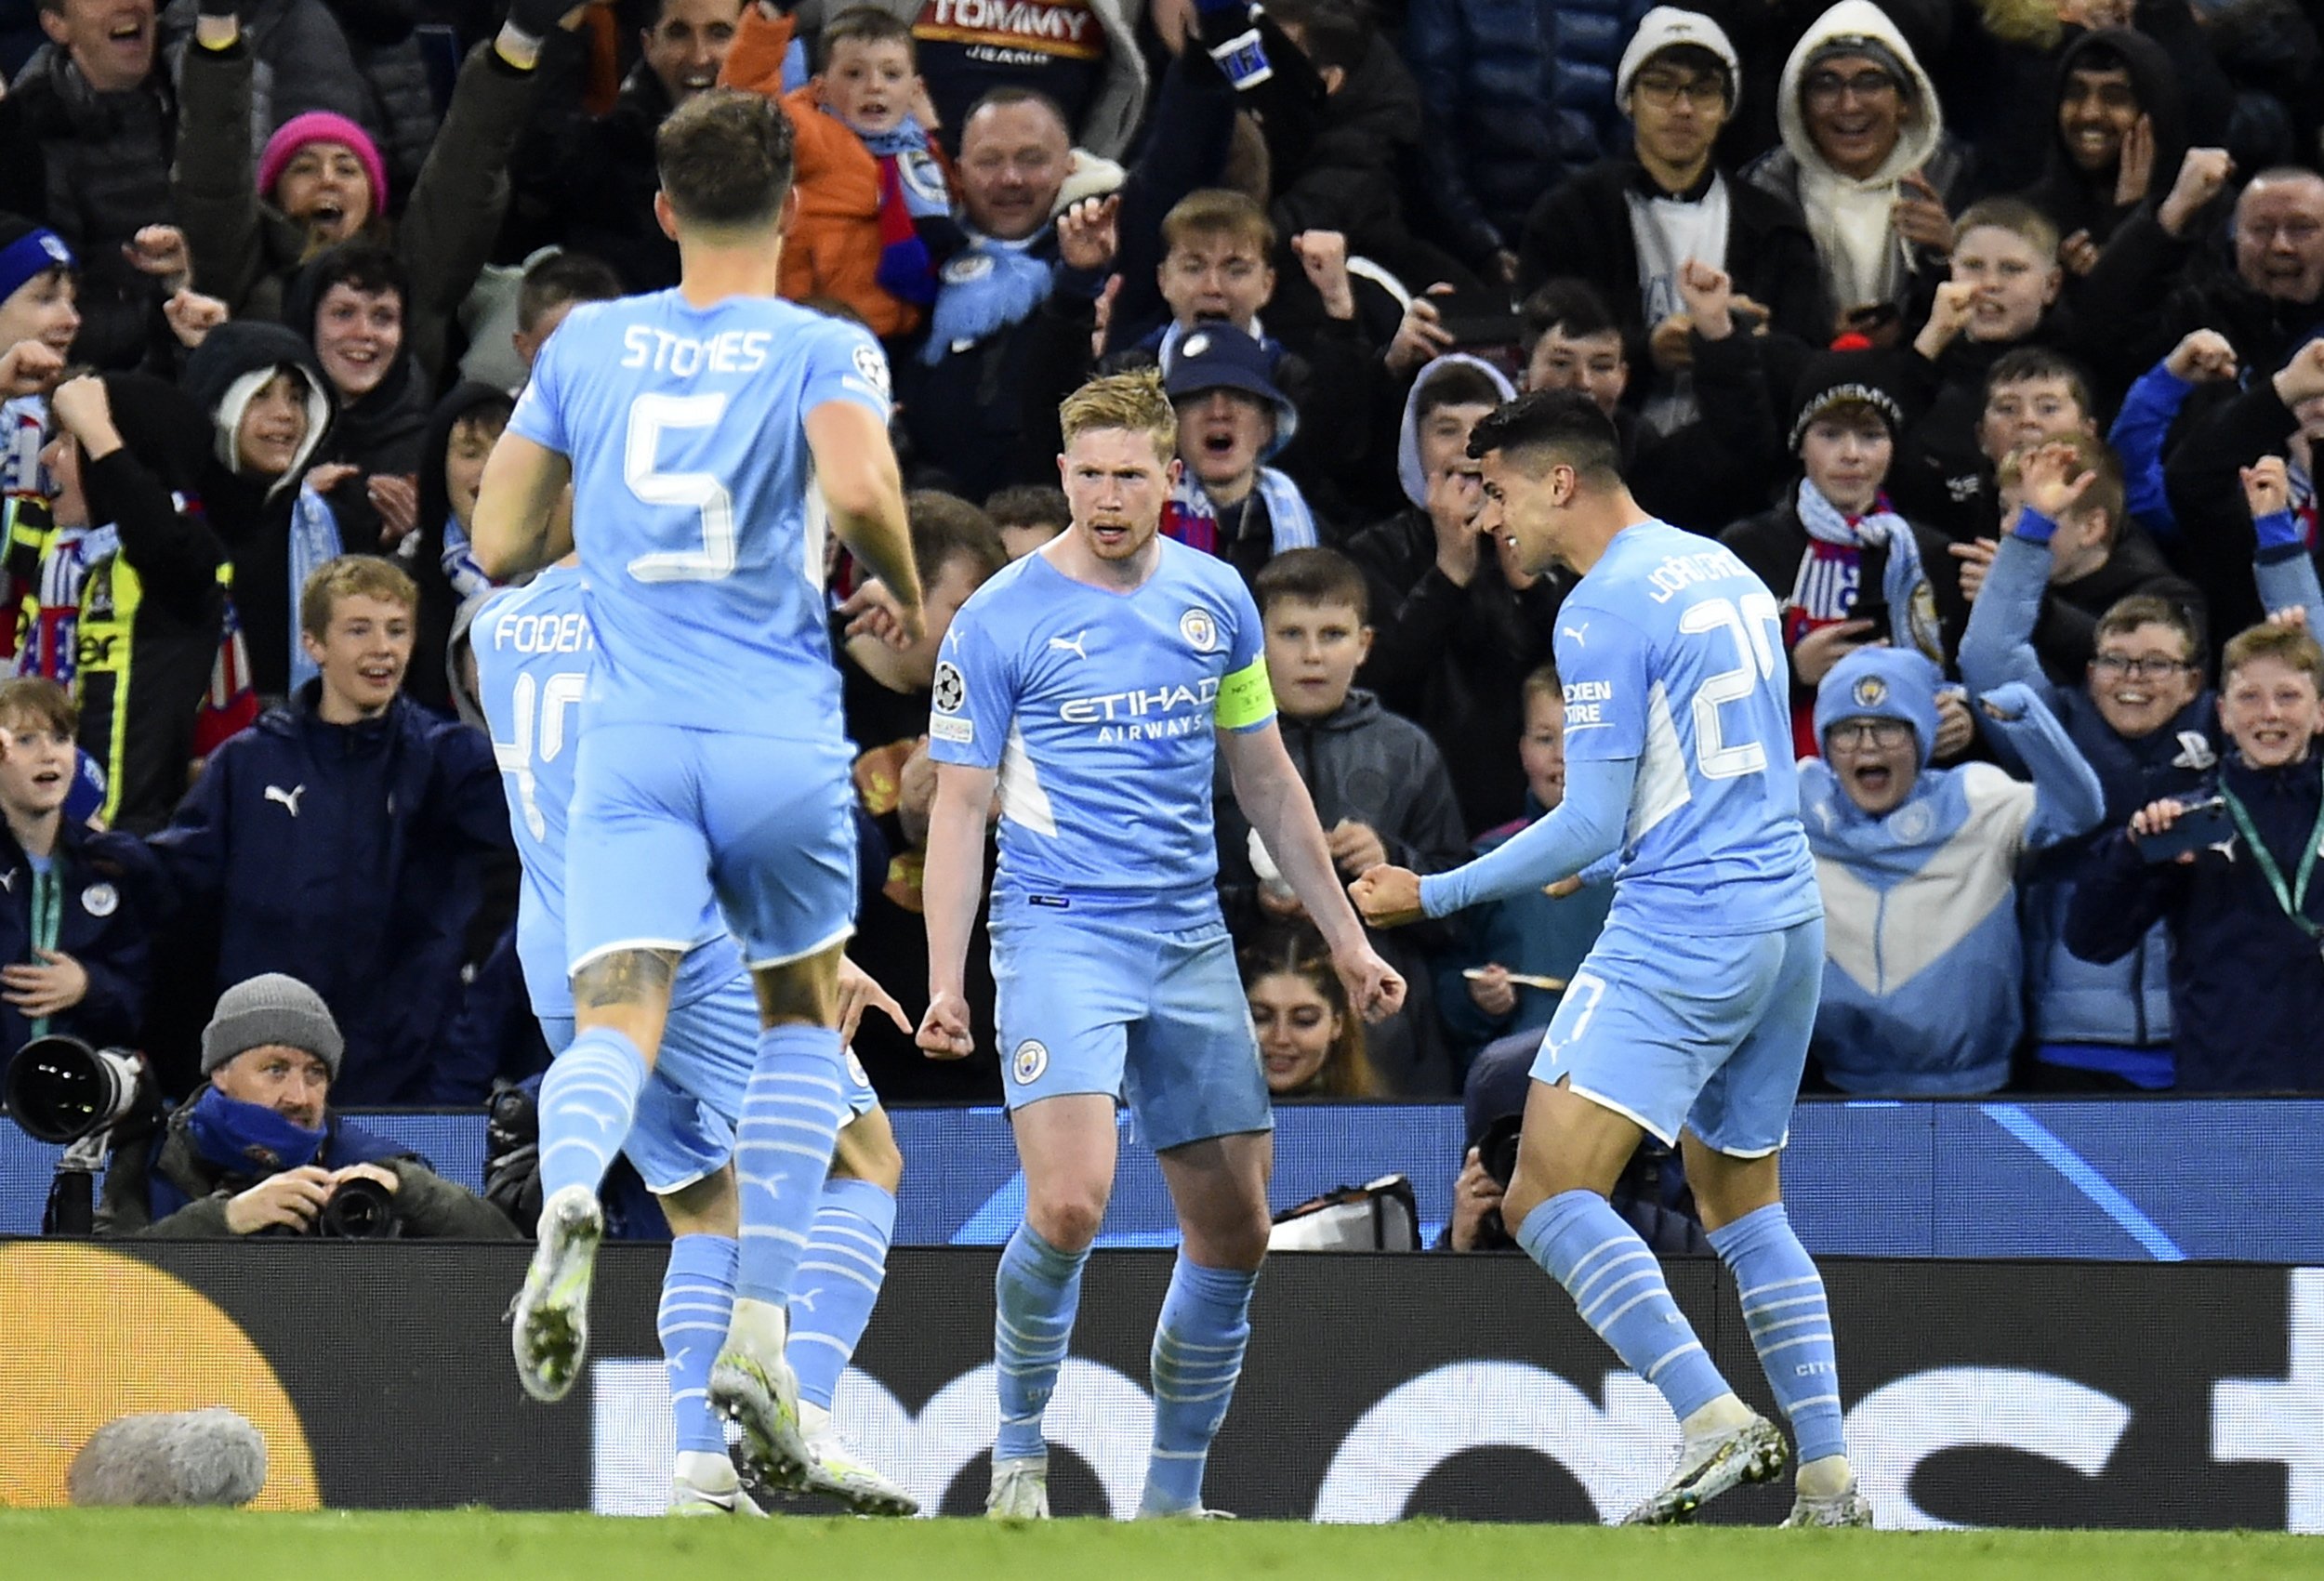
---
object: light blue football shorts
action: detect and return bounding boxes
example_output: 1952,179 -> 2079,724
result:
565,723 -> 857,976
1531,914 -> 1824,1158
990,904 -> 1274,1153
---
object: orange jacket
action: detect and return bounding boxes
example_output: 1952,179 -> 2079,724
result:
719,8 -> 955,339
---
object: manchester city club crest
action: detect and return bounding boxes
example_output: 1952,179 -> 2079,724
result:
1851,674 -> 1887,709
933,660 -> 967,714
1181,608 -> 1219,652
1011,1040 -> 1049,1085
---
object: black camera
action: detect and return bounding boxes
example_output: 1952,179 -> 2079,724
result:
1477,1113 -> 1524,1190
316,1173 -> 401,1240
6,1034 -> 150,1144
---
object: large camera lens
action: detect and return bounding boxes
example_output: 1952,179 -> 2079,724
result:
317,1174 -> 400,1240
4,1037 -> 139,1144
1477,1113 -> 1524,1190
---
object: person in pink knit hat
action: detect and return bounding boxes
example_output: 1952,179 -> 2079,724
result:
256,112 -> 391,259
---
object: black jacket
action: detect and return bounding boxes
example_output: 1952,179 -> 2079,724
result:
1516,154 -> 1829,349
2027,525 -> 2205,685
2069,209 -> 2324,392
2019,29 -> 2191,251
0,818 -> 160,1057
97,1092 -> 517,1236
2161,374 -> 2317,644
0,48 -> 175,371
147,684 -> 511,1103
2067,751 -> 2324,1092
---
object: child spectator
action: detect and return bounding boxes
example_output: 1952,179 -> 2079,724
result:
1960,443 -> 2221,1091
511,250 -> 624,379
1722,350 -> 1966,756
149,556 -> 510,1104
180,322 -> 337,703
2068,621 -> 2324,1092
1346,352 -> 1555,834
720,6 -> 958,339
1434,665 -> 1613,1070
0,677 -> 157,1058
1214,547 -> 1468,1095
1973,435 -> 2200,683
403,383 -> 515,716
17,373 -> 229,833
983,482 -> 1069,560
1899,343 -> 2098,546
1803,647 -> 2104,1094
1240,920 -> 1381,1099
0,217 -> 79,498
1160,324 -> 1323,584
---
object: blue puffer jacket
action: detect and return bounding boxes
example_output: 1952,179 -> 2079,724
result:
1405,0 -> 1653,262
149,681 -> 511,1104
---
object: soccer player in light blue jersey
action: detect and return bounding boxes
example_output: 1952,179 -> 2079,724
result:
915,370 -> 1406,1520
469,86 -> 925,1494
474,561 -> 918,1517
1353,391 -> 1871,1529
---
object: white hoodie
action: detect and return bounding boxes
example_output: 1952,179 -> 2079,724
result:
1775,0 -> 1945,314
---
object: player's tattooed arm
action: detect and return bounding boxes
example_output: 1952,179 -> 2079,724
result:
470,431 -> 574,582
573,949 -> 678,1011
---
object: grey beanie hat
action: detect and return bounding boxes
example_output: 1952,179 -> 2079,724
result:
201,974 -> 344,1079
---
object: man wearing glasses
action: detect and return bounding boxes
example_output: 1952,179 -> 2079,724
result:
1800,644 -> 2103,1096
1960,441 -> 2223,1091
1516,7 -> 1825,432
1740,1 -> 1966,338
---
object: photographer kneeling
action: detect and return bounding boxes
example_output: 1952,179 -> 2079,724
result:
96,975 -> 515,1238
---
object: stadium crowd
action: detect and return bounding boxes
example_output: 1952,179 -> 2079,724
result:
0,0 -> 2320,1186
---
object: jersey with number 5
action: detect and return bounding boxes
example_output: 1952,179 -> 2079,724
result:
474,567 -> 737,1019
1554,520 -> 1820,935
507,291 -> 893,739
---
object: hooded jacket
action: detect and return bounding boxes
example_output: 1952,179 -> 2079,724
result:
180,321 -> 336,700
147,680 -> 511,1104
10,374 -> 231,832
1802,650 -> 2105,1094
1351,354 -> 1565,834
2019,28 -> 2189,250
1740,0 -> 1967,316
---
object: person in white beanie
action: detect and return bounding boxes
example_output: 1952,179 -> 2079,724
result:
1517,7 -> 1827,437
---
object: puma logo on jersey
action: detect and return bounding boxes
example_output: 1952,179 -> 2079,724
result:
1048,630 -> 1089,660
265,784 -> 306,818
1562,623 -> 1589,647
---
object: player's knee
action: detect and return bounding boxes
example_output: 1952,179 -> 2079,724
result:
1026,1190 -> 1107,1255
1501,1170 -> 1595,1235
1198,1209 -> 1272,1272
830,1116 -> 904,1193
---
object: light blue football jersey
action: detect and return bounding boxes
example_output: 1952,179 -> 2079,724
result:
1554,520 -> 1821,934
506,291 -> 893,740
473,567 -> 745,1019
927,538 -> 1274,928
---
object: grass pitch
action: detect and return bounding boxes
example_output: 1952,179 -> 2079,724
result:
3,1510 -> 2321,1580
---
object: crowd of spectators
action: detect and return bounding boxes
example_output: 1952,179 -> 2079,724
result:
0,0 -> 2318,1191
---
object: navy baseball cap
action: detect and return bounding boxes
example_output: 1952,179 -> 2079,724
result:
1162,323 -> 1299,454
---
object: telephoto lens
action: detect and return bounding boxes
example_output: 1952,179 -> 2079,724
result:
316,1174 -> 401,1239
4,1036 -> 148,1144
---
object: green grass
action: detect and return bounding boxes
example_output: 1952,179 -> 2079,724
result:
2,1510 -> 2321,1579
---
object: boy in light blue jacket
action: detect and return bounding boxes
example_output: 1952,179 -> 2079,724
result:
1802,646 -> 2105,1095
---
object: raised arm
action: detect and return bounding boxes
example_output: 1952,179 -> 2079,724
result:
1974,684 -> 2106,852
1420,754 -> 1634,916
2245,455 -> 2324,633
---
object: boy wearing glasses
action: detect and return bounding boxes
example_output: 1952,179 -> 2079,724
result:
1960,441 -> 2221,1088
1802,646 -> 2103,1094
